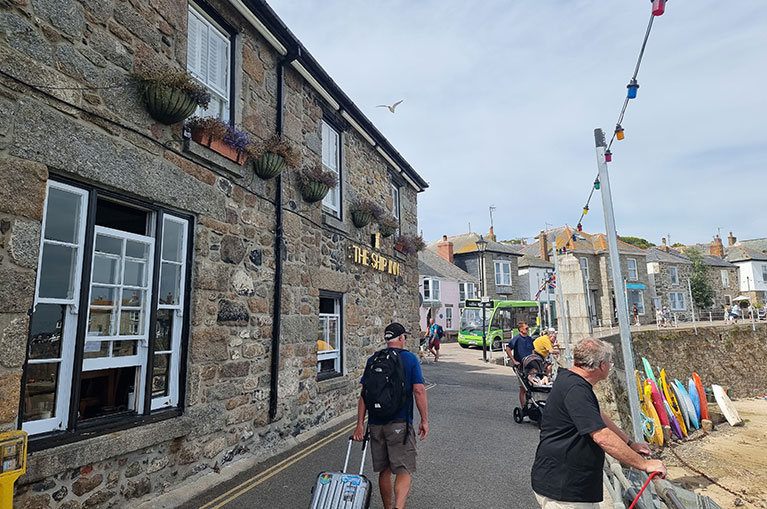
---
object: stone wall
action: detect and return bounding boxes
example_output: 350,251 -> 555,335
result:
0,0 -> 423,507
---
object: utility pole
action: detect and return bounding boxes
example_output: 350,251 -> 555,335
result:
594,128 -> 643,443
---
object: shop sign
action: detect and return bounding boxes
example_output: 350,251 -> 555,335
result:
348,244 -> 400,276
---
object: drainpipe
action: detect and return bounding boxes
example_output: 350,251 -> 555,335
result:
269,49 -> 299,421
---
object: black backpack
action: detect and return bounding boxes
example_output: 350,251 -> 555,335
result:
362,348 -> 409,423
436,325 -> 444,339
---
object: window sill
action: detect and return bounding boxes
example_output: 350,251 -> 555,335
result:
23,411 -> 191,484
322,213 -> 349,235
317,373 -> 349,393
183,137 -> 247,179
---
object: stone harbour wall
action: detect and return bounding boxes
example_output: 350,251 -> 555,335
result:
0,0 -> 423,507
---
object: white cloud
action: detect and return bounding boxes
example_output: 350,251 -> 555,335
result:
268,0 -> 767,245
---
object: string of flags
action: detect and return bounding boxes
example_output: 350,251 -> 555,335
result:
534,273 -> 557,301
569,0 -> 667,247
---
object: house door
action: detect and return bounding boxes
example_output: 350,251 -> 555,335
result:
80,227 -> 154,420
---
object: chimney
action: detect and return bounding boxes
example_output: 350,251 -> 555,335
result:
710,235 -> 724,258
539,230 -> 549,262
661,237 -> 669,253
437,234 -> 454,263
488,226 -> 497,242
728,231 -> 737,246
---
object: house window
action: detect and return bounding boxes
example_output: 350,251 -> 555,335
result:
391,183 -> 400,223
317,294 -> 342,377
721,270 -> 729,287
669,266 -> 679,286
579,258 -> 589,280
459,282 -> 475,302
627,258 -> 638,280
762,264 -> 767,282
321,121 -> 341,217
423,279 -> 440,301
669,292 -> 686,311
495,262 -> 511,286
628,289 -> 644,314
186,3 -> 232,121
22,180 -> 192,436
724,295 -> 732,306
445,306 -> 453,329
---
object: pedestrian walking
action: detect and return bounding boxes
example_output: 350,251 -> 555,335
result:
730,303 -> 741,323
632,303 -> 640,326
506,321 -> 535,410
655,307 -> 663,327
662,305 -> 671,327
531,338 -> 666,508
354,323 -> 429,509
425,317 -> 442,362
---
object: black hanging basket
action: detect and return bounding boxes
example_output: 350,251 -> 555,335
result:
379,224 -> 397,238
254,152 -> 286,180
300,180 -> 330,203
351,210 -> 374,228
143,83 -> 198,125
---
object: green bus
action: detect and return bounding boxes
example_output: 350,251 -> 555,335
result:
458,299 -> 539,351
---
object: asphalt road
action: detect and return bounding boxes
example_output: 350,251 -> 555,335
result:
185,343 -> 541,509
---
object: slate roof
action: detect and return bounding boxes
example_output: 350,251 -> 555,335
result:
738,238 -> 767,253
519,226 -> 647,259
518,254 -> 554,269
426,232 -> 521,257
702,255 -> 737,268
646,247 -> 692,264
725,245 -> 767,263
418,250 -> 478,282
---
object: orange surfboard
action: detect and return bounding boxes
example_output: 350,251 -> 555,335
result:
692,372 -> 709,421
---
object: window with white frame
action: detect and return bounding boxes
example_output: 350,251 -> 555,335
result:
762,264 -> 767,282
669,266 -> 679,286
423,278 -> 440,301
186,3 -> 232,121
721,270 -> 729,287
321,121 -> 341,217
317,294 -> 342,377
391,183 -> 400,223
627,258 -> 638,280
669,292 -> 686,311
579,258 -> 589,280
495,261 -> 511,286
22,180 -> 192,436
459,282 -> 475,303
445,306 -> 453,329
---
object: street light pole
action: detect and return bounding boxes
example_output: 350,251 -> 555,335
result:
594,128 -> 644,443
476,235 -> 489,362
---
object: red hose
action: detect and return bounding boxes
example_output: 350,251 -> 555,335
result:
628,471 -> 663,509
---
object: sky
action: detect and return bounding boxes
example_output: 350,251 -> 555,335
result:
268,0 -> 767,247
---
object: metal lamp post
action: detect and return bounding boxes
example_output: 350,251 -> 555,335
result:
476,235 -> 489,362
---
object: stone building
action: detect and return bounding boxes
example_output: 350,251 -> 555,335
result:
0,0 -> 427,506
521,226 -> 652,326
723,232 -> 767,306
646,242 -> 693,321
680,235 -> 740,318
426,229 -> 523,301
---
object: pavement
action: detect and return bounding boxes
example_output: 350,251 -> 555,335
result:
172,343 -> 542,509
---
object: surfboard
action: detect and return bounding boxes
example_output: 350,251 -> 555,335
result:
692,372 -> 709,420
671,382 -> 691,431
642,357 -> 657,384
635,370 -> 644,402
648,379 -> 669,426
688,378 -> 701,422
642,381 -> 663,446
660,369 -> 687,437
712,384 -> 743,427
663,397 -> 683,439
675,379 -> 699,430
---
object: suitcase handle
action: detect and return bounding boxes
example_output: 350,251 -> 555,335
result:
342,428 -> 369,475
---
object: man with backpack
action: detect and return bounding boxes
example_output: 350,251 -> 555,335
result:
425,317 -> 443,362
354,322 -> 429,509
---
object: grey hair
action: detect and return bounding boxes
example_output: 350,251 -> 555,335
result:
573,338 -> 614,369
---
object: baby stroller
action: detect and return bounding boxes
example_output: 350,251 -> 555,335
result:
512,354 -> 551,427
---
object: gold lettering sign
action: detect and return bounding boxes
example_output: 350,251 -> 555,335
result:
348,244 -> 400,276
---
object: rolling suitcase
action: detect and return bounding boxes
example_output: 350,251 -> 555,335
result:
309,434 -> 371,509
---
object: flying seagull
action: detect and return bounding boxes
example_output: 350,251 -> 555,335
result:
376,100 -> 404,113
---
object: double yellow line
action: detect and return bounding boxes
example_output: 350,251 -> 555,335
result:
200,381 -> 434,508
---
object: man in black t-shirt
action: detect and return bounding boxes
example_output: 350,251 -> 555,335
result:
531,338 -> 666,508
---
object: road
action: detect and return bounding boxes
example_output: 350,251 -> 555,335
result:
185,343 -> 541,509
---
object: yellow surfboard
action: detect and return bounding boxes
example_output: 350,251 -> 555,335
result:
643,381 -> 663,446
660,369 -> 687,437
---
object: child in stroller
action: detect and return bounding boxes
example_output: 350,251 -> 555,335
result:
512,353 -> 551,426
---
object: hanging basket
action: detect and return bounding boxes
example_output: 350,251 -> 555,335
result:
351,210 -> 374,228
379,224 -> 397,238
300,180 -> 330,203
254,152 -> 286,180
143,83 -> 198,125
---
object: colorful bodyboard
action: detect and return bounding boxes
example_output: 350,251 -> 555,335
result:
642,357 -> 657,384
663,398 -> 683,439
692,373 -> 709,420
688,378 -> 701,422
642,382 -> 663,446
660,369 -> 687,437
648,379 -> 669,426
674,379 -> 699,430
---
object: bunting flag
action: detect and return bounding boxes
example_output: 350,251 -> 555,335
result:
534,273 -> 557,301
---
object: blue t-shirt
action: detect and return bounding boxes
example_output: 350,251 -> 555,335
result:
360,347 -> 424,425
429,324 -> 439,338
508,334 -> 534,363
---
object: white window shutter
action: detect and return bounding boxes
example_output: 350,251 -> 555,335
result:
186,10 -> 203,78
207,30 -> 229,97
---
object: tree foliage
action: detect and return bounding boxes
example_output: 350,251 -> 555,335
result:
686,248 -> 714,310
619,236 -> 655,249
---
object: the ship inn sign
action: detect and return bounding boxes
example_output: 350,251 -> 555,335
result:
348,244 -> 401,276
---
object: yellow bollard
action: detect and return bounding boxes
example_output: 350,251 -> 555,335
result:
0,431 -> 27,509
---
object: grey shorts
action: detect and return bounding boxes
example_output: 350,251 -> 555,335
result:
369,422 -> 417,474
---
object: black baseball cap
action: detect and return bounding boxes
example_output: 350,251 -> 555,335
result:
384,322 -> 410,341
